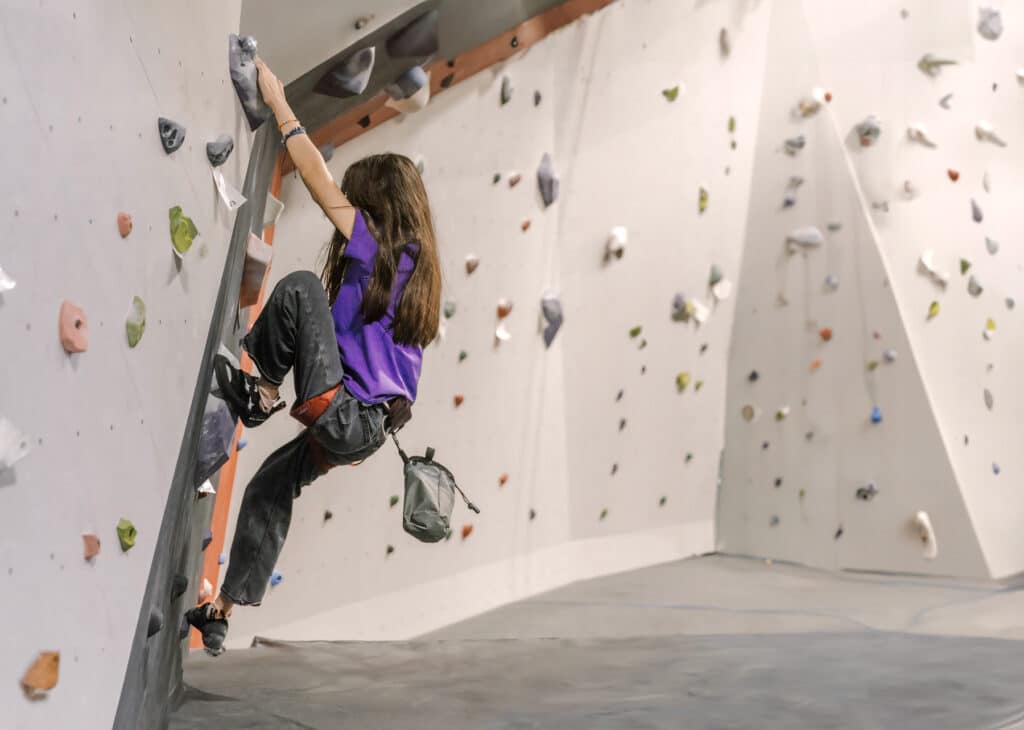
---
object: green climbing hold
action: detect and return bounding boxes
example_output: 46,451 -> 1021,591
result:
386,544 -> 395,556
709,264 -> 723,286
458,350 -> 468,363
685,452 -> 693,463
675,372 -> 691,392
698,187 -> 709,214
662,85 -> 680,102
599,508 -> 608,521
799,488 -> 806,499
169,206 -> 199,257
629,325 -> 643,338
389,495 -> 399,508
927,301 -> 940,319
960,258 -> 971,275
659,496 -> 667,507
694,380 -> 704,391
116,518 -> 137,552
125,296 -> 146,348
728,116 -> 736,133
867,360 -> 879,371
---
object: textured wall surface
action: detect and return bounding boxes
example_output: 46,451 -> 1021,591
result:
220,0 -> 772,647
0,2 -> 247,727
719,0 -> 1020,578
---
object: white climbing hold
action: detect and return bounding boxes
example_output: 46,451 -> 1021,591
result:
903,180 -> 918,199
604,226 -> 628,262
911,511 -> 938,559
495,321 -> 512,342
262,193 -> 285,229
212,169 -> 247,212
918,250 -> 949,288
0,416 -> 30,472
975,121 -> 1007,147
906,123 -> 937,147
711,278 -> 732,302
786,226 -> 824,251
198,578 -> 213,603
385,70 -> 431,114
0,266 -> 15,293
938,93 -> 953,109
967,275 -> 983,298
197,480 -> 216,496
825,274 -> 840,291
971,199 -> 983,223
882,349 -> 897,363
986,237 -> 999,255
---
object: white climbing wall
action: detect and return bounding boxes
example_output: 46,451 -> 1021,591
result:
221,0 -> 773,647
719,0 -> 1023,578
0,1 -> 248,727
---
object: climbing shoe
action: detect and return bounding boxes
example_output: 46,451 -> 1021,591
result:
185,603 -> 229,656
213,354 -> 285,428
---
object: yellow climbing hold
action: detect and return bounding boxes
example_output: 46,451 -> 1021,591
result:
675,372 -> 691,392
698,187 -> 709,214
927,301 -> 940,319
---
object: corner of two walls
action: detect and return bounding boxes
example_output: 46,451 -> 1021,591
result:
720,0 -> 1021,579
221,0 -> 773,646
0,2 -> 248,728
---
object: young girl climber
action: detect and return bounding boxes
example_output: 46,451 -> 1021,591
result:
186,58 -> 441,655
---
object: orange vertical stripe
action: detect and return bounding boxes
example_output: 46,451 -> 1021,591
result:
191,155 -> 284,648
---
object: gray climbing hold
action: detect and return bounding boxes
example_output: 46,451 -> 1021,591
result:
968,275 -> 983,298
918,53 -> 958,76
537,154 -> 559,208
855,483 -> 879,501
770,515 -> 780,527
1006,297 -> 1015,310
206,134 -> 234,167
443,299 -> 456,319
319,142 -> 335,162
314,47 -> 376,98
229,35 -> 272,131
709,265 -> 723,286
534,90 -> 542,106
171,574 -> 188,599
541,292 -> 563,348
855,115 -> 881,146
986,237 -> 999,255
786,226 -> 824,250
825,274 -> 840,291
385,65 -> 428,101
157,117 -> 185,154
971,198 -> 983,223
500,76 -> 513,106
977,7 -> 1003,41
147,608 -> 164,638
984,388 -> 994,410
194,397 -> 235,487
784,135 -> 805,155
385,9 -> 439,58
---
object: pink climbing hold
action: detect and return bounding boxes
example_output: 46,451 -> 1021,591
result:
59,301 -> 89,353
117,212 -> 133,238
82,533 -> 100,560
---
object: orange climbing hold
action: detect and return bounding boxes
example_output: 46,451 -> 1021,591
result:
521,220 -> 531,232
819,327 -> 833,342
59,301 -> 89,353
496,300 -> 513,319
948,169 -> 960,182
21,652 -> 59,700
508,174 -> 522,188
498,473 -> 509,486
824,91 -> 833,102
453,394 -> 464,407
461,524 -> 473,540
117,212 -> 133,238
82,533 -> 100,560
810,359 -> 822,372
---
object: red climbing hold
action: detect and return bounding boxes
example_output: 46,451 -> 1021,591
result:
496,300 -> 513,319
521,220 -> 531,232
453,394 -> 464,407
498,473 -> 509,486
59,301 -> 89,353
819,327 -> 833,342
117,212 -> 133,238
948,169 -> 960,182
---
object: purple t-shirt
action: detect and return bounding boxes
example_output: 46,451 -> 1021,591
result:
332,210 -> 423,404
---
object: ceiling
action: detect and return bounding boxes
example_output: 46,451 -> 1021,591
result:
241,0 -> 574,131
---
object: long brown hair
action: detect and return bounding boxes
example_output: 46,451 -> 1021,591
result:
321,153 -> 441,348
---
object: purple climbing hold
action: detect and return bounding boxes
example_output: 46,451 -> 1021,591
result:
314,47 -> 376,99
385,9 -> 439,58
229,35 -> 272,131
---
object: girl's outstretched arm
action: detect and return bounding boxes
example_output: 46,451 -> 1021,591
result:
255,58 -> 356,238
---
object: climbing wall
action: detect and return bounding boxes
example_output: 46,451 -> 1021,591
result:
218,0 -> 772,647
0,1 -> 250,727
719,0 -> 1021,578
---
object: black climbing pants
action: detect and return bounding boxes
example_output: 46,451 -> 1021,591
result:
220,271 -> 387,606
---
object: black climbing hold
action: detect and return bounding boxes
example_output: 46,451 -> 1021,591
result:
641,365 -> 647,374
386,9 -> 439,57
834,526 -> 844,540
324,510 -> 333,522
201,529 -> 213,552
157,117 -> 185,154
446,58 -> 456,68
774,478 -> 782,487
762,441 -> 769,450
619,418 -> 627,431
529,508 -> 536,521
748,370 -> 759,382
700,343 -> 709,354
510,35 -> 519,48
314,47 -> 376,99
171,574 -> 188,599
147,607 -> 164,638
206,134 -> 234,167
228,35 -> 272,131
611,463 -> 618,475
440,72 -> 455,89
534,90 -> 542,106
616,389 -> 624,401
357,115 -> 371,129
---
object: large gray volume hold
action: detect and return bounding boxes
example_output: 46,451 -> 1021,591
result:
313,46 -> 376,99
229,34 -> 272,131
385,9 -> 440,58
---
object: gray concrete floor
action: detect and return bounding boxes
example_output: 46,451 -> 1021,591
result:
172,555 -> 1024,729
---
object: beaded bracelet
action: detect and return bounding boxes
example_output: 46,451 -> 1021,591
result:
282,125 -> 306,144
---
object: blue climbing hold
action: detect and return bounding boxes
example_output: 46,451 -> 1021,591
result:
218,553 -> 226,565
270,571 -> 283,586
201,529 -> 213,551
870,407 -> 882,424
993,463 -> 1001,475
237,437 -> 248,452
